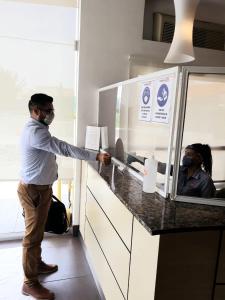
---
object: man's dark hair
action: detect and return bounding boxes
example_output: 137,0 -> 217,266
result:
28,93 -> 53,113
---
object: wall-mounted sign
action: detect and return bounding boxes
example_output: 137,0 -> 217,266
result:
138,82 -> 153,122
152,75 -> 174,124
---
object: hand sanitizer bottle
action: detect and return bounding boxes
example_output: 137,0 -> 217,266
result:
143,156 -> 158,193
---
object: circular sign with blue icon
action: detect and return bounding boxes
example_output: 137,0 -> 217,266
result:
142,86 -> 150,105
157,84 -> 169,107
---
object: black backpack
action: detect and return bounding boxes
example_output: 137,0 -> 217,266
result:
45,195 -> 70,234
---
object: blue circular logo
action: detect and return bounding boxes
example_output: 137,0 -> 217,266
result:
157,84 -> 169,107
142,87 -> 150,105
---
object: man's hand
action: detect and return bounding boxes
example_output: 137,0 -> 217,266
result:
96,152 -> 111,165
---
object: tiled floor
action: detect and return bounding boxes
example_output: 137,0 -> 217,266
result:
0,234 -> 101,300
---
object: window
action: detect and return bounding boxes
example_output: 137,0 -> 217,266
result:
0,0 -> 77,235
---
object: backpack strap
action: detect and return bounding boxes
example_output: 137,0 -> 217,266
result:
52,195 -> 61,202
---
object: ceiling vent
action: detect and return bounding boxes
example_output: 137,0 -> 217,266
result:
152,12 -> 225,51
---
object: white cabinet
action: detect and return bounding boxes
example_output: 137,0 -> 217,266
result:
79,161 -> 88,239
83,164 -> 160,300
87,165 -> 133,250
80,163 -> 221,300
128,218 -> 160,300
80,163 -> 133,300
86,188 -> 130,297
85,221 -> 125,300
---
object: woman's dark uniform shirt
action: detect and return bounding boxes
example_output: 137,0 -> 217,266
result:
177,167 -> 216,198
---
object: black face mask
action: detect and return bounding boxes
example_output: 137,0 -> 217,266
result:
182,156 -> 194,167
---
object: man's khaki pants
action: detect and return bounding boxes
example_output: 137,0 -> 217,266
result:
17,182 -> 52,285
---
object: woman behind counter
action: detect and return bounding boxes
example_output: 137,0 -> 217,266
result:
127,143 -> 216,198
174,143 -> 215,198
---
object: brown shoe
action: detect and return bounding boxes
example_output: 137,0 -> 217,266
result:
38,261 -> 58,275
22,282 -> 55,300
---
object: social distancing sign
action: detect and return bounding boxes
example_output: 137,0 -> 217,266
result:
139,74 -> 175,124
138,82 -> 153,122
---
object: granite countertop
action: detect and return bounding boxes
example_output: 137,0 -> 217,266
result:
88,161 -> 225,235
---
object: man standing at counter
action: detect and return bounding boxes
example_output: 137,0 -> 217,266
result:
17,93 -> 111,300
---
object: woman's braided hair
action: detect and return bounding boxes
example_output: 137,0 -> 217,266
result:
186,143 -> 213,176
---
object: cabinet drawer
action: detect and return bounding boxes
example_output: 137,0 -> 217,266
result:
80,161 -> 88,239
85,220 -> 125,300
217,231 -> 225,283
87,165 -> 133,249
214,286 -> 225,300
128,218 -> 159,300
86,189 -> 130,298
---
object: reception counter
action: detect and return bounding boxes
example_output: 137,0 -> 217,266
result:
79,161 -> 225,300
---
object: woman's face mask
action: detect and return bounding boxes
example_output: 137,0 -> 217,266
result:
182,148 -> 202,168
182,156 -> 194,167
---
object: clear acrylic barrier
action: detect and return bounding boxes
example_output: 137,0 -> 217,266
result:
99,67 -> 180,197
173,67 -> 225,206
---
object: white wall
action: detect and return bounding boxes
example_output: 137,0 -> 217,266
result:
73,0 -> 225,224
76,0 -> 225,147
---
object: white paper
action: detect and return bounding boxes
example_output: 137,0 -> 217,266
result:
100,126 -> 109,150
85,126 -> 100,151
151,74 -> 175,124
138,81 -> 153,122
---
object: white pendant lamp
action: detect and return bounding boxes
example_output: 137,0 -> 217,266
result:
164,0 -> 200,64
